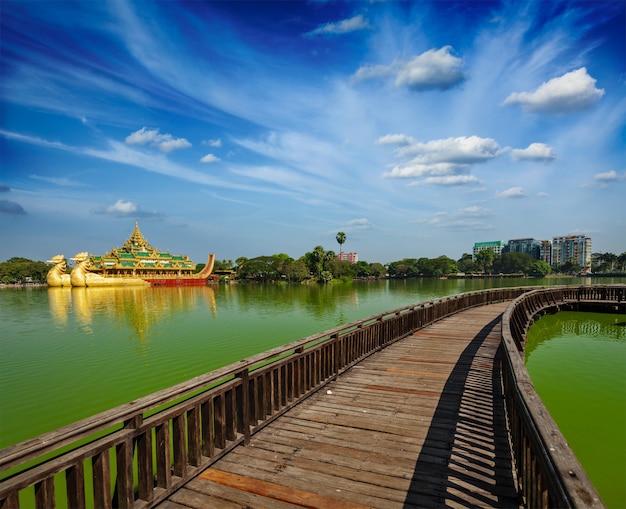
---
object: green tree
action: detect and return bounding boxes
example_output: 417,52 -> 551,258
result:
457,253 -> 479,274
493,252 -> 535,274
304,246 -> 326,279
619,252 -> 626,272
283,258 -> 310,282
369,263 -> 386,277
336,232 -> 346,255
0,257 -> 50,284
475,249 -> 495,273
599,252 -> 618,272
532,260 -> 552,276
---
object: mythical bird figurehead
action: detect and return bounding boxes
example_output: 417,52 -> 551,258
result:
70,252 -> 89,263
47,254 -> 67,268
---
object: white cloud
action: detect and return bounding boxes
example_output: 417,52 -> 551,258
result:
395,47 -> 466,91
510,143 -> 556,163
107,199 -> 137,214
200,153 -> 220,163
594,170 -> 617,182
503,67 -> 604,114
125,127 -> 191,152
496,187 -> 527,199
395,136 -> 500,164
353,47 -> 466,91
381,135 -> 499,186
203,138 -> 222,147
92,199 -> 163,218
305,15 -> 371,37
582,170 -> 625,189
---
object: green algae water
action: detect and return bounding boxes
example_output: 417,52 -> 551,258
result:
525,311 -> 626,509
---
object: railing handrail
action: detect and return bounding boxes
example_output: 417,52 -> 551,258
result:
501,284 -> 625,508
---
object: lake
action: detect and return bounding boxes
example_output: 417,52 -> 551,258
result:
1,276 -> 624,502
525,310 -> 626,509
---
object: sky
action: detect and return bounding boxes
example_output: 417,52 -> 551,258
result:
1,0 -> 624,265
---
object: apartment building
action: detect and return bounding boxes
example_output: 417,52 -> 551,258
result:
473,241 -> 505,260
551,235 -> 592,269
337,252 -> 359,264
507,238 -> 541,258
472,235 -> 591,269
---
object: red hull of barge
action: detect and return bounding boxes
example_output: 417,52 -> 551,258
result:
144,277 -> 212,287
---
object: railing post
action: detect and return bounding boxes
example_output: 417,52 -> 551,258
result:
116,417 -> 141,509
236,369 -> 251,444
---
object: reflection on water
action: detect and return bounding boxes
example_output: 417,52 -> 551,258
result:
525,311 -> 626,509
525,311 -> 626,358
48,286 -> 216,348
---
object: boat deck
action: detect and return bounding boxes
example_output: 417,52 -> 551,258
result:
156,302 -> 520,509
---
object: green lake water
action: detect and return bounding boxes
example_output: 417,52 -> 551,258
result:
525,311 -> 626,509
1,277 -> 625,503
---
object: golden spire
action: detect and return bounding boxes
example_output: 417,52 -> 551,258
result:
123,221 -> 153,252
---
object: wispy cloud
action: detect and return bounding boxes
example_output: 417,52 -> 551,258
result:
503,68 -> 604,114
29,175 -> 86,187
582,170 -> 625,189
496,187 -> 527,199
422,206 -> 493,230
203,138 -> 222,147
305,14 -> 371,37
125,127 -> 191,152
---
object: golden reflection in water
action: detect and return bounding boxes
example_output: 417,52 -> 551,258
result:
48,286 -> 217,350
47,287 -> 72,327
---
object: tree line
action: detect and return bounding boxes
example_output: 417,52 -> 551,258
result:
2,249 -> 626,285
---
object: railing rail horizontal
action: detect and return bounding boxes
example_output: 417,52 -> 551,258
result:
501,284 -> 625,509
0,286 -> 529,509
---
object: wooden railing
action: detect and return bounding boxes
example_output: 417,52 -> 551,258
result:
0,287 -> 528,509
501,284 -> 625,509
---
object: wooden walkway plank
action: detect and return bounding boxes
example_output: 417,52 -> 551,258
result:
157,302 -> 520,509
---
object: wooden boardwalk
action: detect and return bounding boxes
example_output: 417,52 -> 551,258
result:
156,302 -> 520,509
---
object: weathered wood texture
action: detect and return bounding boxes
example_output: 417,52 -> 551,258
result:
158,303 -> 521,509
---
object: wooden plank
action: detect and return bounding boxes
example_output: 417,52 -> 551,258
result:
200,468 -> 376,509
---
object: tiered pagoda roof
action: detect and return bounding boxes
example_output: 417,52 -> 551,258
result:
89,222 -> 196,273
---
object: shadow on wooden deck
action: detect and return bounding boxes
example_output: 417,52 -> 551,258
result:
404,316 -> 520,508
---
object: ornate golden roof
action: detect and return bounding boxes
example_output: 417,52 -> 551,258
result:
122,221 -> 154,253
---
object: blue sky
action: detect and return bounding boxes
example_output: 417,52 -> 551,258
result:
1,0 -> 624,265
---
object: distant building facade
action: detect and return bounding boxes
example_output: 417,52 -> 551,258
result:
472,235 -> 592,270
473,241 -> 505,260
506,238 -> 540,258
551,235 -> 592,270
338,252 -> 359,264
538,240 -> 552,266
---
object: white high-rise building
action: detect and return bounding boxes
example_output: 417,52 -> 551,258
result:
551,235 -> 592,270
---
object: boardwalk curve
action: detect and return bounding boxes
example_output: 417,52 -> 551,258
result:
159,302 -> 519,509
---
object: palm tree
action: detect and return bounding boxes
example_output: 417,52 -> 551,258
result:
336,232 -> 346,256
